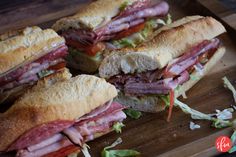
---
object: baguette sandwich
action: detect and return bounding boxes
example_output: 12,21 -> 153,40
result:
99,16 -> 226,116
0,73 -> 126,157
0,26 -> 68,105
52,0 -> 170,73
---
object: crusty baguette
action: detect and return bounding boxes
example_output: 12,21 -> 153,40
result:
52,0 -> 138,31
0,26 -> 41,41
32,68 -> 72,90
0,75 -> 117,151
99,16 -> 226,79
0,68 -> 71,106
0,26 -> 65,74
116,47 -> 225,112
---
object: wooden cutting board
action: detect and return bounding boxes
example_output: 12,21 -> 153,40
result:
0,0 -> 236,156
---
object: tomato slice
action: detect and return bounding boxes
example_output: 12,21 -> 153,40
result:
48,62 -> 66,71
44,145 -> 80,157
67,40 -> 105,56
86,42 -> 105,56
114,23 -> 145,40
167,90 -> 175,122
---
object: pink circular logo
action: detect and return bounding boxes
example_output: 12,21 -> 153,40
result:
215,136 -> 232,152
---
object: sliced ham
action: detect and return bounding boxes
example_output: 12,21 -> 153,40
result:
76,102 -> 126,125
106,1 -> 169,30
124,71 -> 189,95
62,1 -> 169,46
0,45 -> 68,90
117,0 -> 151,17
12,102 -> 126,157
164,38 -> 220,77
27,134 -> 63,152
8,120 -> 74,151
165,57 -> 197,77
62,127 -> 83,146
17,139 -> 72,157
109,39 -> 219,96
76,100 -> 113,122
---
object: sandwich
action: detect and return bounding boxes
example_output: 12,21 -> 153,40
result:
0,74 -> 126,157
0,26 -> 68,105
52,0 -> 170,73
98,16 -> 226,119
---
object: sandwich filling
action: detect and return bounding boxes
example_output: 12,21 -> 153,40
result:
5,101 -> 126,157
60,0 -> 169,72
0,45 -> 68,94
108,38 -> 220,96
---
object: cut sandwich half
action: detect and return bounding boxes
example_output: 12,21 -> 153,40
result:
0,26 -> 68,105
0,74 -> 126,157
99,16 -> 226,114
52,0 -> 170,73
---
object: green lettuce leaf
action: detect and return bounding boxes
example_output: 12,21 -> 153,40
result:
113,122 -> 125,133
119,1 -> 132,11
103,150 -> 140,157
229,130 -> 236,153
124,109 -> 142,119
223,76 -> 236,102
112,38 -> 136,48
166,14 -> 172,25
101,138 -> 140,157
37,70 -> 54,79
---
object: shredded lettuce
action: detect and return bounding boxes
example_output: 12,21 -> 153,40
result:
101,138 -> 140,157
166,14 -> 172,25
104,138 -> 123,150
223,76 -> 236,153
223,76 -> 236,102
112,38 -> 136,48
37,70 -> 54,79
113,122 -> 125,133
68,144 -> 90,157
190,121 -> 201,130
112,19 -> 160,49
229,130 -> 236,153
124,109 -> 142,119
175,99 -> 232,128
160,95 -> 170,108
119,1 -> 132,11
175,85 -> 187,99
81,144 -> 91,157
160,94 -> 232,128
111,13 -> 172,49
190,74 -> 200,81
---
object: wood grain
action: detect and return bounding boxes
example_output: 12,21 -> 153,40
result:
0,0 -> 92,34
0,0 -> 236,157
176,0 -> 236,40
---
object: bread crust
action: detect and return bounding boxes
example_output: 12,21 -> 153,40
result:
99,16 -> 226,78
0,68 -> 71,106
0,27 -> 65,74
116,47 -> 225,112
52,0 -> 138,31
0,75 -> 117,151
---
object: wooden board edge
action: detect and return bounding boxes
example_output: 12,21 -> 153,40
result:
158,127 -> 232,157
